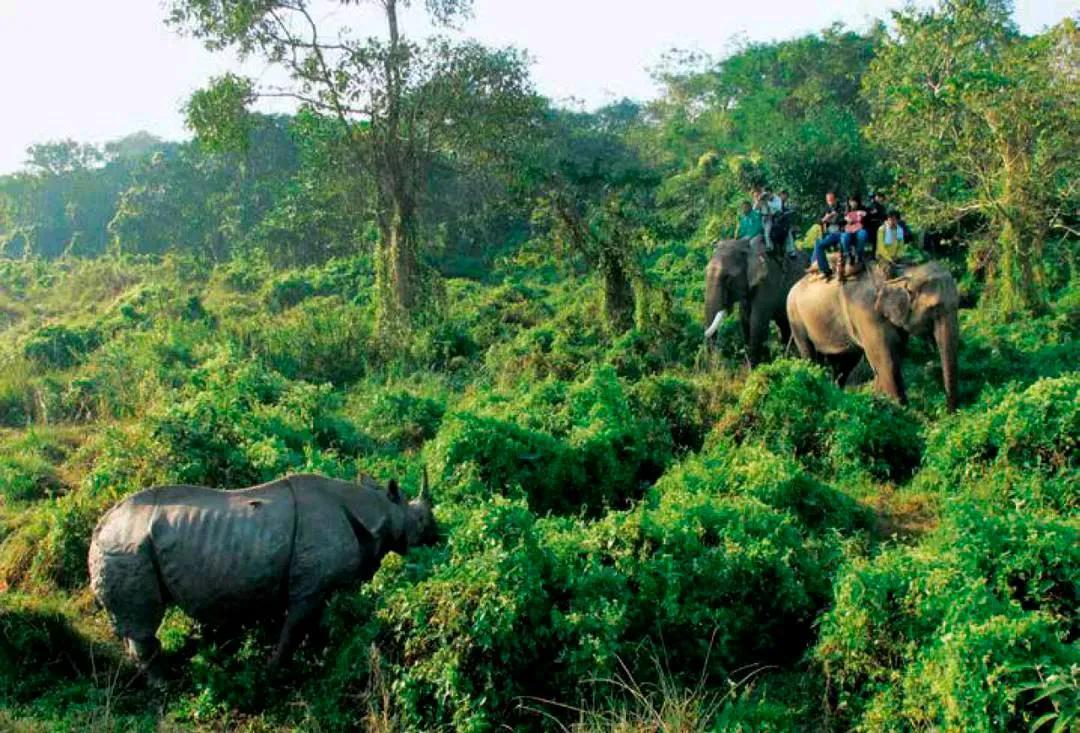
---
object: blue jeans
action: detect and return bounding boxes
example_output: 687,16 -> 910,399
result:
841,230 -> 868,261
813,232 -> 843,274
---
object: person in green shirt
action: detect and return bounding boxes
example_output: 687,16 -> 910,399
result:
877,209 -> 909,263
736,201 -> 763,241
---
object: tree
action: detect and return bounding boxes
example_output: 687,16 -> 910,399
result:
864,1 -> 1079,315
168,0 -> 539,337
648,24 -> 880,236
527,105 -> 659,332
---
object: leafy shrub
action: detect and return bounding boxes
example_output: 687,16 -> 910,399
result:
629,373 -> 711,453
815,504 -> 1079,731
0,494 -> 109,591
655,440 -> 874,536
945,504 -> 1079,631
322,486 -> 844,731
148,350 -> 361,487
0,432 -> 63,502
452,280 -> 552,349
427,411 -> 577,511
483,293 -> 609,386
428,367 -> 671,514
918,375 -> 1078,515
23,324 -> 103,370
219,249 -> 272,292
409,318 -> 479,371
264,271 -> 316,312
719,360 -> 924,482
719,360 -> 835,458
946,306 -> 1079,403
0,361 -> 33,427
348,388 -> 446,452
237,297 -> 372,385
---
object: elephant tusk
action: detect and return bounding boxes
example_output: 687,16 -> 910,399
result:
704,310 -> 726,338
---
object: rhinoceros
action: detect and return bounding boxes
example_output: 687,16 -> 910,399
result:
88,473 -> 436,675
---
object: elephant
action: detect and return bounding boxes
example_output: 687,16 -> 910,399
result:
704,239 -> 811,365
88,473 -> 436,678
785,261 -> 960,410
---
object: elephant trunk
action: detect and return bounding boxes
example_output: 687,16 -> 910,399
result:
934,309 -> 959,412
704,260 -> 727,339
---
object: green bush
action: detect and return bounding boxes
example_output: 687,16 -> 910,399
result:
23,324 -> 103,370
427,411 -> 577,510
148,350 -> 361,487
0,432 -> 63,502
428,367 -> 671,514
719,360 -> 924,482
655,440 -> 875,536
264,271 -> 316,312
348,388 -> 446,452
321,486 -> 845,731
918,375 -> 1078,515
629,373 -> 711,453
0,364 -> 33,427
237,297 -> 372,385
815,505 -> 1079,731
947,306 -> 1079,403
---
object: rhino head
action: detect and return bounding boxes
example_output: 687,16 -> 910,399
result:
386,472 -> 438,549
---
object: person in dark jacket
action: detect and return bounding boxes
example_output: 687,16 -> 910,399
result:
864,191 -> 888,256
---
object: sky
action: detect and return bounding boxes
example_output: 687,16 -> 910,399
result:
0,0 -> 1075,174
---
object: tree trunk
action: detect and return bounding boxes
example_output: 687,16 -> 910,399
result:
984,130 -> 1047,316
375,190 -> 419,338
600,247 -> 634,333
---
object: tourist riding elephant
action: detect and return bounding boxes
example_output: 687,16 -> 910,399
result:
785,261 -> 959,410
704,239 -> 810,365
88,473 -> 437,678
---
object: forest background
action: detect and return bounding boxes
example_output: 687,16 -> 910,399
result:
0,0 -> 1076,731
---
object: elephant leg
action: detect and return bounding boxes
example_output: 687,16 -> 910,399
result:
775,312 -> 792,354
739,301 -> 753,364
747,311 -> 770,366
270,594 -> 324,669
788,312 -> 818,361
830,352 -> 864,387
863,330 -> 908,404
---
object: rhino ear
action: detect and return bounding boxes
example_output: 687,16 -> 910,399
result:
387,479 -> 403,504
419,468 -> 431,503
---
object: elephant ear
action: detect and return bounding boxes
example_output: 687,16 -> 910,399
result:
876,282 -> 912,328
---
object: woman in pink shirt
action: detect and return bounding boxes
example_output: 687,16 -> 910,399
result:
840,195 -> 868,263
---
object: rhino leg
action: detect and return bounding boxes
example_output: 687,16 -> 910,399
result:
269,594 -> 324,669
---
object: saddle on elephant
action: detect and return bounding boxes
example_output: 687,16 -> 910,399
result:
805,251 -> 866,281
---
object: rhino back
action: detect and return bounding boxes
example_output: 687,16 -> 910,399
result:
148,483 -> 295,620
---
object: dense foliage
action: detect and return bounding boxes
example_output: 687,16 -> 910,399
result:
0,1 -> 1076,731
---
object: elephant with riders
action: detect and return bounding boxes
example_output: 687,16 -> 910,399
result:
704,187 -> 960,411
